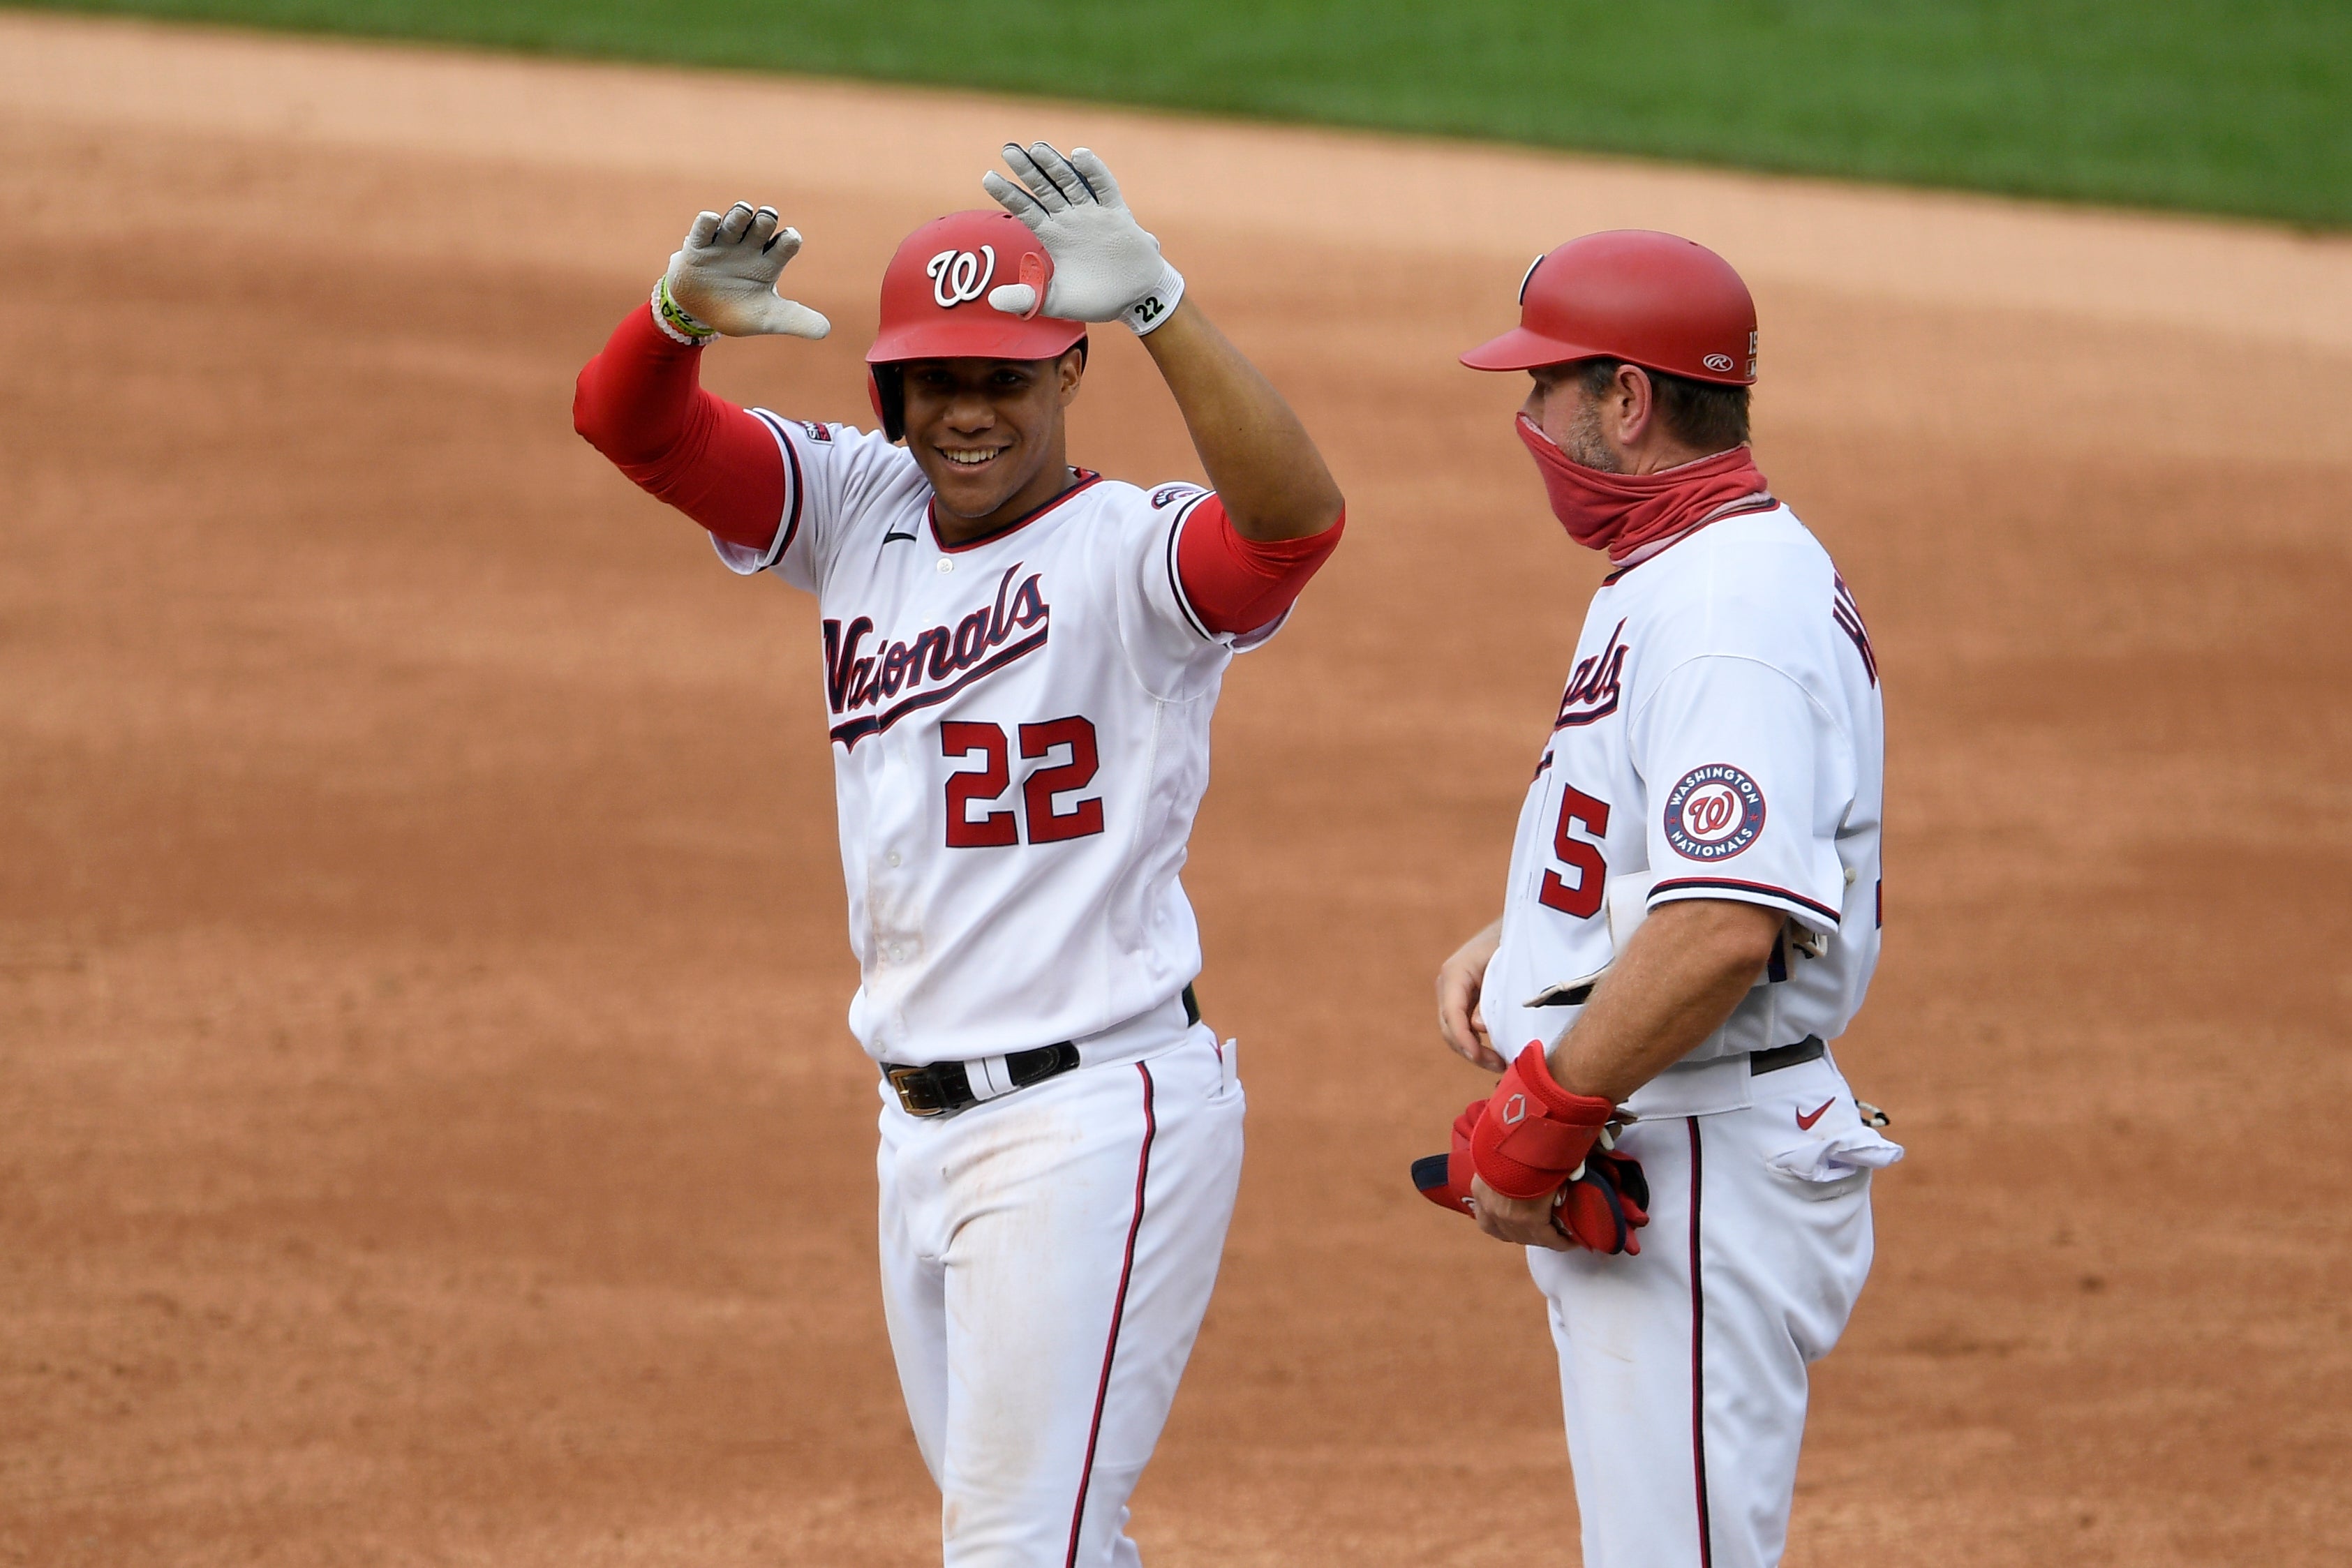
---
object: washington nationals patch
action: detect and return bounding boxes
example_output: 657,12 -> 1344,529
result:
1663,763 -> 1765,861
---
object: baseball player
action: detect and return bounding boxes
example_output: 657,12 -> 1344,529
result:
1414,232 -> 1902,1568
571,144 -> 1344,1566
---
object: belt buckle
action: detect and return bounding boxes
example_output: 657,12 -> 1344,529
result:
886,1065 -> 949,1117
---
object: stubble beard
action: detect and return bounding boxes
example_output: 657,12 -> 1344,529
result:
1563,396 -> 1624,474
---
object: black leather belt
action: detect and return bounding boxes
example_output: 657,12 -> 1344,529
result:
1750,1036 -> 1826,1075
884,984 -> 1200,1119
886,1042 -> 1081,1117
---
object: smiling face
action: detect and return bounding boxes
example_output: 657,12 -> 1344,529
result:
898,351 -> 1086,537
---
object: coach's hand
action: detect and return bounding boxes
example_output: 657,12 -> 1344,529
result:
662,202 -> 831,340
1437,918 -> 1507,1071
1470,1176 -> 1577,1251
981,143 -> 1184,335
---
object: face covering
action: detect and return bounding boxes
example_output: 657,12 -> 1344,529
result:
1516,414 -> 1771,563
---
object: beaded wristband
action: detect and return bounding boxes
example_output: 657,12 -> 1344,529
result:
650,276 -> 719,347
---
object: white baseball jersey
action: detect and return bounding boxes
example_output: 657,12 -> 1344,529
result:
1483,504 -> 1885,1071
1486,502 -> 1900,1568
712,412 -> 1276,1066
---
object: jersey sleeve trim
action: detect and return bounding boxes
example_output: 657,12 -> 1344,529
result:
1169,495 -> 1344,637
734,408 -> 804,572
1162,492 -> 1219,642
1649,876 -> 1842,932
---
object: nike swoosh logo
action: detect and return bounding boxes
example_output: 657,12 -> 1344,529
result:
1796,1099 -> 1837,1131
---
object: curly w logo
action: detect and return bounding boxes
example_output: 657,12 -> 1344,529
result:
926,246 -> 996,308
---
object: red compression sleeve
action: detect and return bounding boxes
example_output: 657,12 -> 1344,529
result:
571,303 -> 786,552
1173,497 -> 1344,635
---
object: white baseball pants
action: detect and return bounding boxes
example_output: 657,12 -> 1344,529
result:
877,1028 -> 1244,1568
1526,1050 -> 1896,1568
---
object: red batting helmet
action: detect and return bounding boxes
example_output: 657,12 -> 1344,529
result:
1460,230 -> 1757,386
865,209 -> 1086,441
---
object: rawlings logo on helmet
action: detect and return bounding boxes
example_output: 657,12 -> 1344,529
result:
1702,352 -> 1735,373
926,246 -> 997,308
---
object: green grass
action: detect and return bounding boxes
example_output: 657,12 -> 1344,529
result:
20,0 -> 2351,226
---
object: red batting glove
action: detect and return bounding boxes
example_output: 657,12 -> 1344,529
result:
1415,1090 -> 1651,1255
1468,1043 -> 1618,1200
1552,1149 -> 1652,1255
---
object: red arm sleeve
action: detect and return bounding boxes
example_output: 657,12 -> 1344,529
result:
571,304 -> 787,553
1173,497 -> 1345,636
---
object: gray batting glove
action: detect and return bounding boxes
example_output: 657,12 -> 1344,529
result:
660,202 -> 831,341
981,144 -> 1185,334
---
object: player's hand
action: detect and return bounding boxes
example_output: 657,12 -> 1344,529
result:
981,143 -> 1184,334
1437,920 -> 1507,1071
1469,1175 -> 1577,1252
663,202 -> 831,339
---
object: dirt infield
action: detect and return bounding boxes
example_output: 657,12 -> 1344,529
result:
3,12 -> 2349,1566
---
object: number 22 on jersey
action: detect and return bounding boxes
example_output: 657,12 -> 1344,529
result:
941,717 -> 1106,848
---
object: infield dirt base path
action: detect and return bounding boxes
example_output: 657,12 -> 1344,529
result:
3,12 -> 2349,1567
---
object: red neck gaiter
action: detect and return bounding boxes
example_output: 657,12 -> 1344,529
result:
1516,415 -> 1771,563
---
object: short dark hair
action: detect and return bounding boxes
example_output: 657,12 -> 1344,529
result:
1575,358 -> 1750,452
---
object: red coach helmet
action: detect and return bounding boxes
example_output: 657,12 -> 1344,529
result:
866,210 -> 1085,440
1461,230 -> 1757,386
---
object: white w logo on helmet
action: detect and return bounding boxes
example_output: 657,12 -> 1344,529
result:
926,246 -> 997,308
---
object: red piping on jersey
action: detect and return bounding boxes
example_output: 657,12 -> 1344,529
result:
1688,1117 -> 1713,1568
1650,876 -> 1840,928
1066,1063 -> 1156,1568
930,471 -> 1103,553
572,303 -> 789,551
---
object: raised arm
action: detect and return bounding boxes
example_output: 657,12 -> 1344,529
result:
573,303 -> 782,550
1134,302 -> 1344,541
573,202 -> 831,550
981,143 -> 1344,544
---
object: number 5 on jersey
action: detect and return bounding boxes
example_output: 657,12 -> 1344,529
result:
942,717 -> 1106,847
1538,783 -> 1611,919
